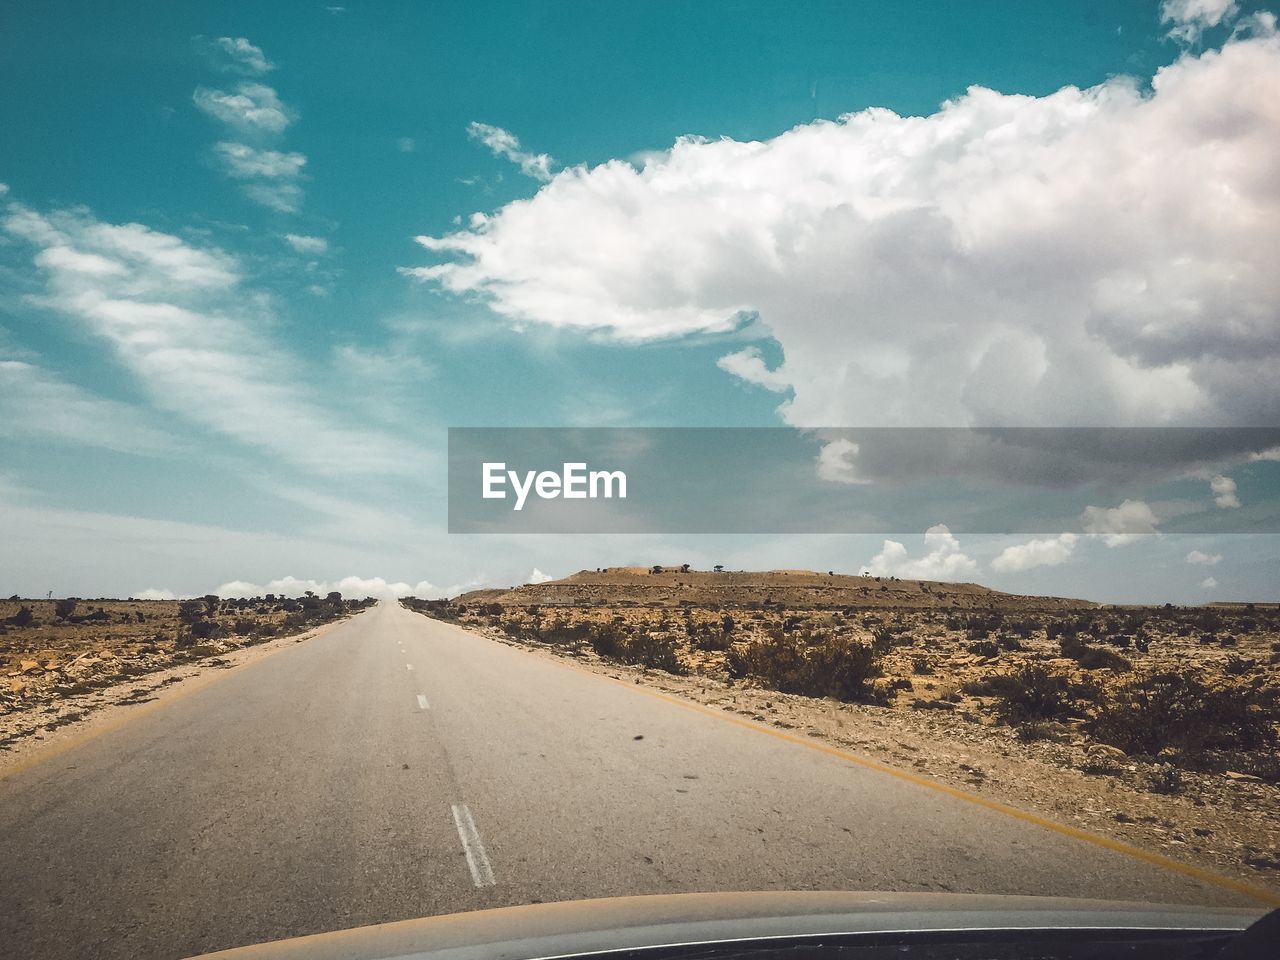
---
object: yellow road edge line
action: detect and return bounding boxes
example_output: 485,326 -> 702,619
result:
0,614 -> 359,783
438,615 -> 1280,908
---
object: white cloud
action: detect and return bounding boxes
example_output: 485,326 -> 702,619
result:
214,575 -> 437,599
991,532 -> 1078,572
860,523 -> 978,581
1161,0 -> 1239,44
1250,445 -> 1280,461
1210,473 -> 1240,508
814,438 -> 869,484
211,36 -> 274,75
716,347 -> 791,393
397,137 -> 416,153
194,83 -> 293,134
409,32 -> 1280,431
212,143 -> 306,212
284,233 -> 328,255
527,567 -> 553,584
4,203 -> 421,477
1186,549 -> 1222,564
466,122 -> 554,181
1081,499 -> 1161,546
1200,575 -> 1219,589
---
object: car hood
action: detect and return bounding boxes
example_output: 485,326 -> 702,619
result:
188,890 -> 1265,960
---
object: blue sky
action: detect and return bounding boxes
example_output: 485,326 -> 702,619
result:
2,1 -> 1278,602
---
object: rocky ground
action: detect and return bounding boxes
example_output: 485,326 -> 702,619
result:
407,567 -> 1280,898
0,595 -> 370,752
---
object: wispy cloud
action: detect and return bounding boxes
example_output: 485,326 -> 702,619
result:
466,122 -> 554,181
0,359 -> 174,455
1161,0 -> 1239,43
213,142 -> 306,212
4,203 -> 422,477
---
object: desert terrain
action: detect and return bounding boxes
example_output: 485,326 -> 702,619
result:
406,566 -> 1280,894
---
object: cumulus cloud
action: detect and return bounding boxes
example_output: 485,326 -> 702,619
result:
527,567 -> 553,584
211,36 -> 274,74
991,532 -> 1078,572
466,122 -> 554,181
860,524 -> 977,581
1161,0 -> 1239,43
1082,499 -> 1161,545
3,202 -> 420,476
1210,473 -> 1240,508
1200,575 -> 1219,589
409,31 -> 1280,433
284,233 -> 328,255
214,575 -> 437,599
1081,499 -> 1161,546
1251,446 -> 1280,461
397,137 -> 416,153
1186,549 -> 1222,564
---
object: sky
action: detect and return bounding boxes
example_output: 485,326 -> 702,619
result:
2,0 -> 1278,603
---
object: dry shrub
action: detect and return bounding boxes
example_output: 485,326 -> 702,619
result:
726,630 -> 881,702
1060,634 -> 1131,672
1087,669 -> 1277,761
983,663 -> 1076,724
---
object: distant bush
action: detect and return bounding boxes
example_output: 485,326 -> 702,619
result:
55,598 -> 78,619
726,630 -> 881,702
9,605 -> 33,627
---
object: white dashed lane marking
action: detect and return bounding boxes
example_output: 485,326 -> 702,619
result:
451,803 -> 495,887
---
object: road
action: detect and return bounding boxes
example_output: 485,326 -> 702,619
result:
0,601 -> 1263,959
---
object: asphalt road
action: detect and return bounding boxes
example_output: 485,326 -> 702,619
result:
0,601 -> 1263,959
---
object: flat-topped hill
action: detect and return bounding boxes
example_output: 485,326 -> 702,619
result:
454,567 -> 1097,611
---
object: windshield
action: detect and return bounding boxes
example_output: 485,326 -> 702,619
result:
1,3 -> 1278,959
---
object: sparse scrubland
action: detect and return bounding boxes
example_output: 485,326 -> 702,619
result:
0,593 -> 372,748
403,567 -> 1280,891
